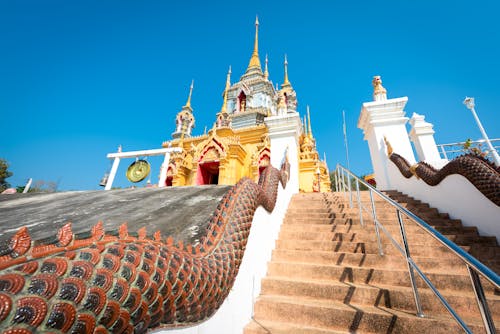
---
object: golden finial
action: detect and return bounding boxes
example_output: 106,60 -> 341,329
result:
307,105 -> 313,139
246,16 -> 262,70
264,54 -> 269,80
383,136 -> 393,156
221,66 -> 232,113
282,54 -> 291,87
184,80 -> 194,109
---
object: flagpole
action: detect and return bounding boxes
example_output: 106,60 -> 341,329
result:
343,110 -> 353,207
342,110 -> 351,171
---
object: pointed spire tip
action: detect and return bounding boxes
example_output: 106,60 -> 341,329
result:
184,80 -> 194,109
282,54 -> 290,86
246,16 -> 262,72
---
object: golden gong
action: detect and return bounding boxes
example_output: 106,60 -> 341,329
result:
126,160 -> 151,183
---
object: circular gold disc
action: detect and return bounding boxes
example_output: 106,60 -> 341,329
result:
126,160 -> 151,183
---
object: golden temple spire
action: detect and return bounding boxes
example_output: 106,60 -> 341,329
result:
246,16 -> 262,71
221,66 -> 232,113
184,80 -> 194,109
282,54 -> 291,87
264,54 -> 269,80
303,115 -> 308,136
307,105 -> 313,139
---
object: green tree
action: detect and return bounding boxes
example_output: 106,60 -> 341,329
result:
16,180 -> 59,193
463,138 -> 487,157
29,180 -> 58,193
330,170 -> 369,191
0,158 -> 13,192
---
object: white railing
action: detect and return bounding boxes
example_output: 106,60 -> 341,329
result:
334,164 -> 499,334
437,138 -> 500,161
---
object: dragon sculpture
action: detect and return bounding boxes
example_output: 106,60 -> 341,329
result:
384,137 -> 500,206
0,159 -> 290,333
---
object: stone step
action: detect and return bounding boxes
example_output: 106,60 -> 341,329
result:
338,202 -> 452,219
275,239 -> 468,257
284,212 -> 336,219
247,191 -> 500,333
355,209 -> 450,221
286,208 -> 337,214
283,213 -> 461,225
280,221 -> 478,236
244,319 -> 350,334
278,229 -> 495,248
266,261 -> 488,293
260,276 -> 500,319
278,227 -> 483,242
253,295 -> 491,334
271,249 -> 468,273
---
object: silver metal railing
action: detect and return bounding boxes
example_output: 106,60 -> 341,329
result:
437,138 -> 500,160
334,164 -> 499,334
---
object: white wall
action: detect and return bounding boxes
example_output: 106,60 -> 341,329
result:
358,93 -> 499,242
358,97 -> 415,190
387,163 -> 500,241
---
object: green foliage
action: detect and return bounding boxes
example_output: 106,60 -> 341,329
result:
0,158 -> 13,192
330,170 -> 369,191
16,180 -> 59,193
462,138 -> 487,157
29,180 -> 58,193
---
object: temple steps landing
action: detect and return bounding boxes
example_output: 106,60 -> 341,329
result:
244,191 -> 500,334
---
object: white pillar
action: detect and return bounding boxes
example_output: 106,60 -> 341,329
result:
265,113 -> 302,194
358,96 -> 415,190
105,157 -> 120,190
409,113 -> 447,168
22,178 -> 32,193
158,152 -> 171,187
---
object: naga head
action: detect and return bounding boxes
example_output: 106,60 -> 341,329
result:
372,76 -> 387,101
383,136 -> 393,157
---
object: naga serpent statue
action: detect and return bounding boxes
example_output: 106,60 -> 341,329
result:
384,137 -> 500,206
0,159 -> 290,333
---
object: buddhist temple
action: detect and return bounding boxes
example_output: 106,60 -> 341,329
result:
0,16 -> 498,334
162,17 -> 330,192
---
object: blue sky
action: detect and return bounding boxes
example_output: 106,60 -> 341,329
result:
1,1 -> 499,190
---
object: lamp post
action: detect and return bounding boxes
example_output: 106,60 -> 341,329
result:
463,97 -> 500,166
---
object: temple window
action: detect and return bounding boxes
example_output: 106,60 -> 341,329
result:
238,91 -> 247,112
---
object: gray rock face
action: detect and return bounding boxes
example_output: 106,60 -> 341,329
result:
0,185 -> 231,245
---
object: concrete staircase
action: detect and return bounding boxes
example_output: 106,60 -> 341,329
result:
384,190 -> 500,275
244,191 -> 500,334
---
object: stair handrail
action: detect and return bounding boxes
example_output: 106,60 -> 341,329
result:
335,164 -> 499,334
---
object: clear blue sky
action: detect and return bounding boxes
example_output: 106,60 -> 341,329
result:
1,1 -> 499,190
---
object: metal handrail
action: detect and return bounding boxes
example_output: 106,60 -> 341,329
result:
437,138 -> 500,160
335,164 -> 499,334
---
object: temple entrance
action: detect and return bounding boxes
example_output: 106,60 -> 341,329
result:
166,176 -> 173,187
197,161 -> 220,185
166,165 -> 174,187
